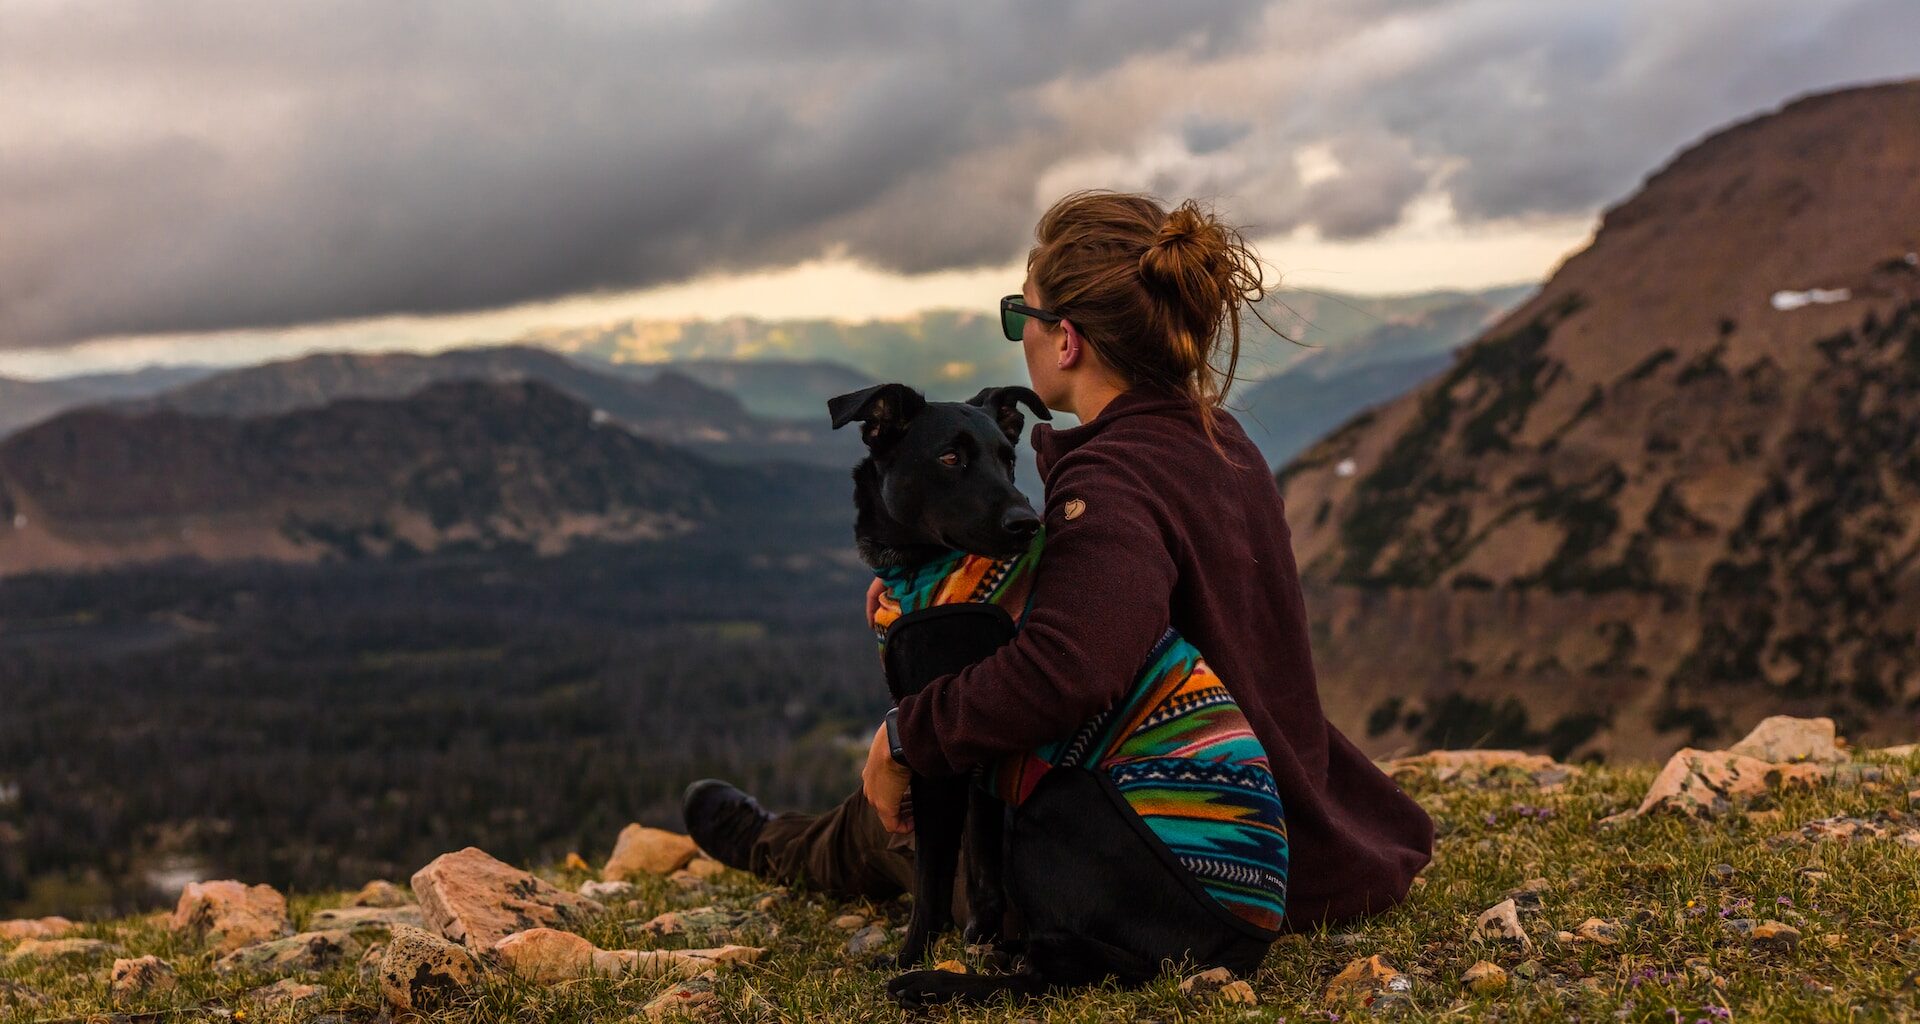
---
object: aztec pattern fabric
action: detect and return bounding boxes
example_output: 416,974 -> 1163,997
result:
870,533 -> 1289,934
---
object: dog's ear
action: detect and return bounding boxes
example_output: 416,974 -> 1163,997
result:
828,383 -> 927,449
966,386 -> 1052,445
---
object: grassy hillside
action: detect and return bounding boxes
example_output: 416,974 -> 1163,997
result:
5,746 -> 1915,1023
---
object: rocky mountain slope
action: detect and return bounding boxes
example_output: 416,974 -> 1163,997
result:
0,377 -> 85,437
124,346 -> 858,468
0,379 -> 844,576
1280,80 -> 1920,761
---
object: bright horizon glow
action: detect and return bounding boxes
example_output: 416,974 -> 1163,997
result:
0,207 -> 1594,380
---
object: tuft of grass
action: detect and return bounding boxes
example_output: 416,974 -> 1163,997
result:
3,750 -> 1917,1023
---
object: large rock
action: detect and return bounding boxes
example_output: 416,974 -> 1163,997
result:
216,928 -> 366,975
1382,750 -> 1572,788
494,928 -> 763,984
1325,954 -> 1411,1008
170,880 -> 292,953
602,825 -> 700,880
111,955 -> 178,1004
378,924 -> 483,1018
1604,749 -> 1827,821
0,916 -> 76,941
410,847 -> 603,949
1728,716 -> 1851,764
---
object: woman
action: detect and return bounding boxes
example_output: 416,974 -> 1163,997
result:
684,190 -> 1432,945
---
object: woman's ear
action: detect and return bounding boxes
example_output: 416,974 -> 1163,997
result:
1058,319 -> 1086,369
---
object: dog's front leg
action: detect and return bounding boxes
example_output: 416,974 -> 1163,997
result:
963,786 -> 1008,946
895,772 -> 968,966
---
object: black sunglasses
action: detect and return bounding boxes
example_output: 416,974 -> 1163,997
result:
1000,294 -> 1063,341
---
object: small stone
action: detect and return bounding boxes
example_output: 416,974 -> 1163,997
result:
563,851 -> 591,872
580,879 -> 637,901
1722,917 -> 1758,937
494,927 -> 632,982
3,937 -> 122,965
831,914 -> 868,931
1502,878 -> 1550,909
1325,954 -> 1405,1006
110,956 -> 177,1004
685,857 -> 728,880
847,924 -> 889,956
603,824 -> 700,880
933,959 -> 968,974
1749,920 -> 1801,954
1462,960 -> 1508,994
1179,966 -> 1236,996
1709,863 -> 1735,882
669,869 -> 706,888
1573,917 -> 1622,945
630,906 -> 768,942
170,880 -> 293,953
1217,980 -> 1258,1004
349,880 -> 412,908
750,889 -> 787,913
309,905 -> 425,931
377,924 -> 482,1017
0,980 -> 47,1008
247,978 -> 327,1009
216,929 -> 364,975
643,968 -> 720,1022
1728,715 -> 1850,764
1554,930 -> 1576,944
411,846 -> 603,949
1896,831 -> 1920,850
0,917 -> 76,941
1474,898 -> 1532,949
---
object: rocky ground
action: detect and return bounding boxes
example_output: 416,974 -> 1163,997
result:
3,717 -> 1917,1023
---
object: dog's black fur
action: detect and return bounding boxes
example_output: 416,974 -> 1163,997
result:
830,383 -> 1274,1006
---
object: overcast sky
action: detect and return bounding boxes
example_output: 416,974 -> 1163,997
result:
2,0 -> 1916,374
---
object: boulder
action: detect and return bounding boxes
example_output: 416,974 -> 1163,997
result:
110,956 -> 177,1004
4,937 -> 122,965
1728,716 -> 1851,764
1573,917 -> 1622,945
1382,750 -> 1571,788
1604,749 -> 1826,821
309,905 -> 425,931
630,905 -> 769,942
349,880 -> 413,908
1473,898 -> 1531,949
603,825 -> 700,880
0,916 -> 76,942
684,857 -> 728,880
410,846 -> 603,949
378,924 -> 482,1018
216,928 -> 365,975
170,880 -> 292,953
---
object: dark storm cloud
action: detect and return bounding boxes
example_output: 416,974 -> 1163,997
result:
1,0 -> 1915,347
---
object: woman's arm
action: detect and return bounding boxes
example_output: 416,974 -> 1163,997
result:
889,451 -> 1180,778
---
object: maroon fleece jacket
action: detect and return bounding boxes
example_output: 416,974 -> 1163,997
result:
893,382 -> 1433,930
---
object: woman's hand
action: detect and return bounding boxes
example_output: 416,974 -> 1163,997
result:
862,722 -> 913,834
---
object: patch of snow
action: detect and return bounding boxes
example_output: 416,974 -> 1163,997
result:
10,514 -> 24,529
1771,288 -> 1851,311
590,408 -> 611,426
1335,457 -> 1359,478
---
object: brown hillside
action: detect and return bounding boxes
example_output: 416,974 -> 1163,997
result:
1279,80 -> 1920,761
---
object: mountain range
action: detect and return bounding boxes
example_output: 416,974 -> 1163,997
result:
1278,80 -> 1920,760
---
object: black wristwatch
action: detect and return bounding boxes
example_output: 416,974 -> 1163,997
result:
883,707 -> 909,766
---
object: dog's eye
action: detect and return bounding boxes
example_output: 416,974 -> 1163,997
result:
939,451 -> 962,467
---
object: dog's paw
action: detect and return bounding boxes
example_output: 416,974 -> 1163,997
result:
886,969 -> 977,1007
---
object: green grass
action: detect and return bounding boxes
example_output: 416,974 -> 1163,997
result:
5,749 -> 1917,1023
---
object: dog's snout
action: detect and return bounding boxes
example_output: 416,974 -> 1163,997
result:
1001,507 -> 1041,539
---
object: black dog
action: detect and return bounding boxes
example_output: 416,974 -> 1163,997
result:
827,382 -> 1048,969
829,383 -> 1278,1006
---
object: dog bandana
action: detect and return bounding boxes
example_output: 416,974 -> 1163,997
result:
871,532 -> 1290,934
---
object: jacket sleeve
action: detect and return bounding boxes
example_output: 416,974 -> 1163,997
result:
892,451 -> 1179,777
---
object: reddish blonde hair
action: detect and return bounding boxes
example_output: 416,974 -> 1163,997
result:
1027,190 -> 1272,450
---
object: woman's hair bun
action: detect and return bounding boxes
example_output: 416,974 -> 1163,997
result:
1137,201 -> 1230,297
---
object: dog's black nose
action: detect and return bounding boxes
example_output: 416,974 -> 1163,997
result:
1002,508 -> 1041,539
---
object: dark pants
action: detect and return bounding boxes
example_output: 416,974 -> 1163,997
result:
749,786 -> 973,920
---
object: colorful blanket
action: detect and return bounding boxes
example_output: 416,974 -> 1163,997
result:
872,531 -> 1289,934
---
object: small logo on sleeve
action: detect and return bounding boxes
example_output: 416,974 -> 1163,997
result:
1063,498 -> 1086,521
